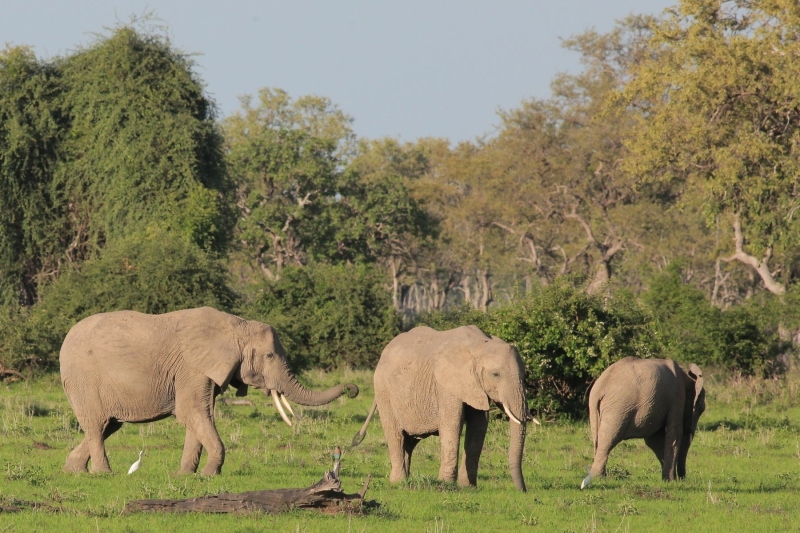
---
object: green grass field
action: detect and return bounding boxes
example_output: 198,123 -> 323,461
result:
1,367 -> 799,532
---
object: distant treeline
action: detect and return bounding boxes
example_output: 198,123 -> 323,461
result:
1,2 -> 799,415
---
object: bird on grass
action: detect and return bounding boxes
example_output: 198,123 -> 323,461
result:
332,446 -> 341,477
128,450 -> 143,475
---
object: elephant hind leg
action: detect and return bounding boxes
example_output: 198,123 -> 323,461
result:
644,429 -> 666,469
589,421 -> 624,479
64,437 -> 91,473
385,429 -> 408,483
84,419 -> 115,473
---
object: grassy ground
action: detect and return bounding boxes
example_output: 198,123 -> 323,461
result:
1,367 -> 799,532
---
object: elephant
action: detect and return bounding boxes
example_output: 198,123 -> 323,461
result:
59,307 -> 359,475
351,325 -> 535,491
581,357 -> 705,489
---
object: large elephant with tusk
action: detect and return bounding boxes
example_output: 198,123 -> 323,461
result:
351,326 -> 535,491
59,307 -> 358,475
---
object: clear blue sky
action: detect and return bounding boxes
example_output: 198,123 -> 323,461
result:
3,0 -> 675,142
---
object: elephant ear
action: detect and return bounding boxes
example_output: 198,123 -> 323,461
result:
176,310 -> 243,391
434,343 -> 490,411
688,363 -> 704,410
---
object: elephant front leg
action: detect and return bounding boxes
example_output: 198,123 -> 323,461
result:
183,416 -> 225,475
178,429 -> 204,474
437,399 -> 465,483
458,406 -> 488,487
176,379 -> 225,475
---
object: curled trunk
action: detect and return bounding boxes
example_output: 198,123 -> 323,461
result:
279,370 -> 358,406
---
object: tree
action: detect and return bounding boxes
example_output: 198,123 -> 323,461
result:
619,0 -> 800,295
225,89 -> 359,281
0,46 -> 67,305
57,25 -> 233,256
0,23 -> 234,306
486,16 -> 662,295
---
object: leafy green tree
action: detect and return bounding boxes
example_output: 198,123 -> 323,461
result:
0,46 -> 67,305
349,138 -> 441,311
225,89 -> 359,281
619,0 -> 800,295
0,24 -> 234,307
227,90 -> 435,296
56,25 -> 233,256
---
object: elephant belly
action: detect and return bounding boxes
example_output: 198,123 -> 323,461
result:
97,377 -> 175,423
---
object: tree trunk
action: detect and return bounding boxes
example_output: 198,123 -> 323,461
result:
477,269 -> 493,311
724,215 -> 785,295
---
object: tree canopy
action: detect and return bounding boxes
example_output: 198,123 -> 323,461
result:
1,6 -> 799,403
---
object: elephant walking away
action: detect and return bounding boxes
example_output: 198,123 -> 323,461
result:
352,326 -> 536,491
581,357 -> 705,489
60,307 -> 359,475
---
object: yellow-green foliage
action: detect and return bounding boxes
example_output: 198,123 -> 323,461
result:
3,367 -> 799,532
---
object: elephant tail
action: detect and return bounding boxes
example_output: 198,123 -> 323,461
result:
350,399 -> 378,448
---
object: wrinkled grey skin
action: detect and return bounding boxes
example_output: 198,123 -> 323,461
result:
352,326 -> 529,491
60,307 -> 358,475
583,357 -> 705,488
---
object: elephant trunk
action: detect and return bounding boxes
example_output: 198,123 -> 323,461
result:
504,391 -> 527,492
278,368 -> 358,407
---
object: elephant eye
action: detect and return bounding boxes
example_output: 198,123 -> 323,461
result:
266,352 -> 275,359
491,372 -> 500,378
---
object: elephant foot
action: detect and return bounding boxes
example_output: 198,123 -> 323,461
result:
89,465 -> 112,474
457,477 -> 476,488
389,470 -> 407,484
176,467 -> 197,476
200,465 -> 221,476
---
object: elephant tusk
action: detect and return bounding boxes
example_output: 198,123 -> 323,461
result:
271,389 -> 293,427
504,404 -> 522,425
279,393 -> 302,421
531,417 -> 541,426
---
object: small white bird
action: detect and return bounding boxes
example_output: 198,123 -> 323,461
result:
128,450 -> 143,475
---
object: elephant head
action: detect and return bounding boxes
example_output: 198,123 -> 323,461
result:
182,310 -> 358,426
434,328 -> 529,491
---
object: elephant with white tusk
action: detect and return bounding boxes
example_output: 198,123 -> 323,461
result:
581,357 -> 705,489
351,325 -> 533,491
59,307 -> 358,475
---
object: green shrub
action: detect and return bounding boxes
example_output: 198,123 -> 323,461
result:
240,263 -> 401,370
0,229 -> 237,373
642,262 -> 788,376
420,277 -> 665,419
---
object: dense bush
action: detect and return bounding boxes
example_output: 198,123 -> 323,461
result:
420,277 -> 665,419
0,229 -> 236,373
240,263 -> 401,370
642,263 -> 789,376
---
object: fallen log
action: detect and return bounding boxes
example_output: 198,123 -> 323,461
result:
124,471 -> 376,514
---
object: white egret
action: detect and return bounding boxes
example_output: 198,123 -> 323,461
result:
128,450 -> 143,474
